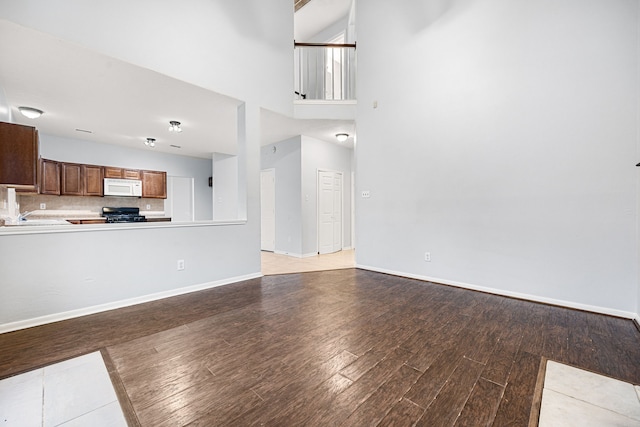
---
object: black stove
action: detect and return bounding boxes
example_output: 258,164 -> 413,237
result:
101,207 -> 146,223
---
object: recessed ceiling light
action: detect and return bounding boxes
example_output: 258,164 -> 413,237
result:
18,106 -> 44,119
335,133 -> 349,142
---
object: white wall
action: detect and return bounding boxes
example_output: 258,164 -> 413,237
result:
0,224 -> 260,328
212,153 -> 238,220
356,0 -> 639,316
41,134 -> 213,220
0,1 -> 288,329
261,137 -> 303,255
261,136 -> 353,257
301,136 -> 353,255
0,0 -> 293,117
0,85 -> 10,122
306,16 -> 350,43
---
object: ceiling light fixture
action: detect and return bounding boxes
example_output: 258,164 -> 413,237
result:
168,120 -> 182,133
335,133 -> 349,143
145,137 -> 156,148
18,106 -> 44,119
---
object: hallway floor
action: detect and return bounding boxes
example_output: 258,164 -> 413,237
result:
261,249 -> 355,275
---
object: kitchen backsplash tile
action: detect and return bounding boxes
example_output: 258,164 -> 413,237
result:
0,186 -> 8,218
18,194 -> 164,217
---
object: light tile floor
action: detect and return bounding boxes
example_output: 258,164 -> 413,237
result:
539,360 -> 640,426
0,351 -> 127,427
261,249 -> 355,275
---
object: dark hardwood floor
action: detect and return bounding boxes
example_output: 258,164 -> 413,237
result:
1,269 -> 639,426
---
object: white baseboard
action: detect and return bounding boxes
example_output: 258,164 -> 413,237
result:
0,272 -> 263,334
274,250 -> 303,258
356,264 -> 638,320
274,250 -> 318,258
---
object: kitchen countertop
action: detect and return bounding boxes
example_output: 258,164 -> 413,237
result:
0,209 -> 175,229
0,218 -> 246,235
0,207 -> 246,235
16,209 -> 170,220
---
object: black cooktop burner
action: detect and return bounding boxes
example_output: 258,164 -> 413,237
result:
101,207 -> 146,223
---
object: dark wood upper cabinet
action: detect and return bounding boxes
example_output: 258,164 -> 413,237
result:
40,158 -> 60,195
37,157 -> 166,200
104,166 -> 123,179
0,121 -> 39,191
60,163 -> 105,196
60,163 -> 83,196
141,170 -> 167,199
83,165 -> 103,196
104,167 -> 141,180
123,169 -> 141,180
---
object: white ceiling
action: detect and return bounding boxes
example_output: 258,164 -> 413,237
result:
295,0 -> 353,41
0,8 -> 354,160
261,109 -> 355,148
0,20 -> 242,159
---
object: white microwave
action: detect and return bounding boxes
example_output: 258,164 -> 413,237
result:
104,178 -> 142,197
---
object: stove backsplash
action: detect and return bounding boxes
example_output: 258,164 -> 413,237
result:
18,194 -> 164,216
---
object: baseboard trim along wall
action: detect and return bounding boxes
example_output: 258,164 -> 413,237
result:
274,250 -> 301,258
0,272 -> 263,334
356,264 -> 639,321
274,250 -> 318,258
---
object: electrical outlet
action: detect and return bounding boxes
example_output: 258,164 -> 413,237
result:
361,191 -> 371,198
424,252 -> 431,262
39,203 -> 46,210
177,259 -> 185,270
146,204 -> 151,210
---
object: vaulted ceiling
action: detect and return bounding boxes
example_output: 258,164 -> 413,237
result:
0,2 -> 355,159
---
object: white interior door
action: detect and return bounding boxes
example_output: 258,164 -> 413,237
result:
318,170 -> 342,254
165,176 -> 194,222
260,169 -> 276,251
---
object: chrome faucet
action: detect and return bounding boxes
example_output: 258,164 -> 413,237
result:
18,211 -> 34,222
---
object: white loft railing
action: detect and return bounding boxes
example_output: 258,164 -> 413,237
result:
294,42 -> 356,101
